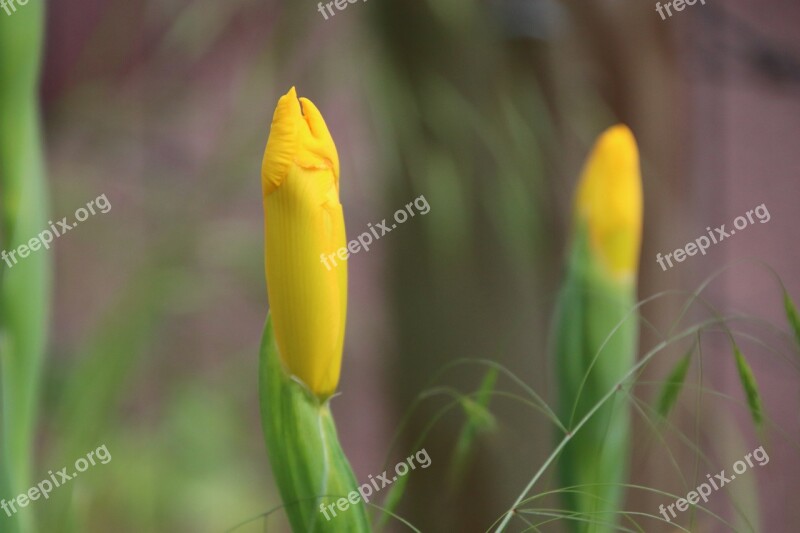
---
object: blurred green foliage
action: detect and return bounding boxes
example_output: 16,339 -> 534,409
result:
0,3 -> 49,532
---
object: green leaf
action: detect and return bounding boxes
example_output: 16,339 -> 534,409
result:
734,346 -> 763,429
449,369 -> 497,485
377,471 -> 409,529
0,5 -> 48,533
656,350 -> 692,419
784,291 -> 800,349
258,316 -> 371,533
379,368 -> 498,530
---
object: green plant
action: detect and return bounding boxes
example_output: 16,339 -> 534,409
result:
0,4 -> 49,532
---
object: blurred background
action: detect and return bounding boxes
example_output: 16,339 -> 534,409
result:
3,0 -> 800,531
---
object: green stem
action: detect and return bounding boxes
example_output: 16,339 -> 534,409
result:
494,316 -> 728,532
0,4 -> 49,533
259,316 -> 371,532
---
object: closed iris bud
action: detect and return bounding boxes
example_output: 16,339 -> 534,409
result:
554,124 -> 643,533
261,87 -> 347,399
259,89 -> 370,533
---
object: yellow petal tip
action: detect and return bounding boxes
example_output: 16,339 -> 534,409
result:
261,87 -> 301,195
575,124 -> 643,280
261,87 -> 340,197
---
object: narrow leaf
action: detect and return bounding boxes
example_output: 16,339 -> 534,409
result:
0,6 -> 49,533
734,346 -> 763,429
378,471 -> 409,529
449,368 -> 498,486
657,350 -> 692,419
784,291 -> 800,349
380,369 -> 498,529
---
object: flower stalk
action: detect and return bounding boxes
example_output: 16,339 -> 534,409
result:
0,5 -> 49,533
258,88 -> 370,532
553,125 -> 642,532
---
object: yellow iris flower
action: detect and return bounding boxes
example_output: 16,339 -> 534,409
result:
575,124 -> 643,280
261,87 -> 346,399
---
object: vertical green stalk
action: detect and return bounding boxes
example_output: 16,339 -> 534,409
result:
258,88 -> 369,532
554,228 -> 638,532
0,3 -> 50,532
553,125 -> 642,533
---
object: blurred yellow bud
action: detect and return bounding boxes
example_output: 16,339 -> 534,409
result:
575,124 -> 643,280
261,87 -> 346,399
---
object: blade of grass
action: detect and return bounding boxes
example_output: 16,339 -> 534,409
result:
448,368 -> 498,488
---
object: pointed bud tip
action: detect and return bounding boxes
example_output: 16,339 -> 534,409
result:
298,96 -> 340,180
261,88 -> 339,195
262,87 -> 301,194
597,124 -> 636,149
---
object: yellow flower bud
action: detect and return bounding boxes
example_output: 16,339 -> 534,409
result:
261,87 -> 346,399
574,124 -> 643,280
